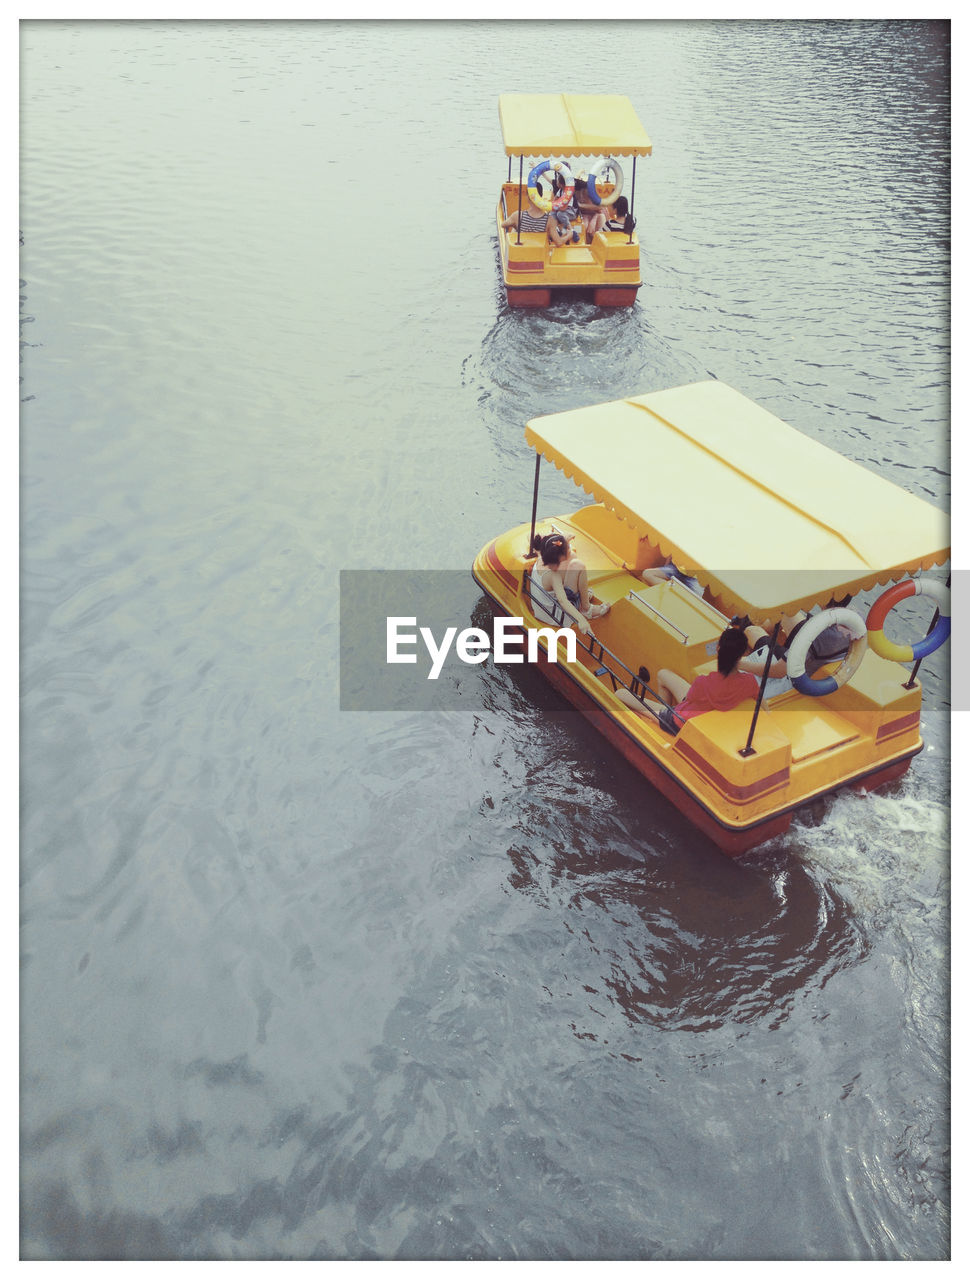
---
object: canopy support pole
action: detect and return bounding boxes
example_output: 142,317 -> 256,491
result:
527,452 -> 541,555
740,622 -> 782,757
516,155 -> 524,245
904,572 -> 950,689
628,156 -> 637,244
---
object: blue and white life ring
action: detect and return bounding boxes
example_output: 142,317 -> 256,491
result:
787,607 -> 868,697
586,157 -> 624,206
527,160 -> 575,213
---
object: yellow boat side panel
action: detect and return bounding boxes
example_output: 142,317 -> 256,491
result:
524,382 -> 949,618
499,93 -> 653,157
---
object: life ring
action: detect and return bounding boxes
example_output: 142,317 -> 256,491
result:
866,577 -> 950,663
787,607 -> 868,697
586,157 -> 624,206
527,160 -> 575,213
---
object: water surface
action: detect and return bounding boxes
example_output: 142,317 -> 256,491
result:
20,19 -> 949,1261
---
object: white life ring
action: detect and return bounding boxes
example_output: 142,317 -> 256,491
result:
787,607 -> 867,697
527,160 -> 575,213
586,157 -> 625,206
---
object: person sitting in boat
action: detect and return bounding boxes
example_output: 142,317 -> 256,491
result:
574,173 -> 613,243
639,558 -> 703,598
530,532 -> 610,634
501,201 -> 573,245
551,208 -> 580,245
733,596 -> 855,695
615,625 -> 757,734
552,174 -> 583,242
605,196 -> 636,234
734,612 -> 800,688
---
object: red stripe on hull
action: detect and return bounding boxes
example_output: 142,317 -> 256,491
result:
675,738 -> 790,803
875,709 -> 921,743
484,542 -> 520,593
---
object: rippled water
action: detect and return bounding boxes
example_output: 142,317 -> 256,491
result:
20,19 -> 949,1261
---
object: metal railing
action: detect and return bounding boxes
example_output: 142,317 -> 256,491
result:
627,589 -> 690,644
522,570 -> 665,709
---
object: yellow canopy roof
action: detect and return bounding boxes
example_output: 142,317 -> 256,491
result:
498,93 -> 653,158
525,381 -> 950,619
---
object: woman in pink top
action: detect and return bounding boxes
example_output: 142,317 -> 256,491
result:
616,626 -> 759,734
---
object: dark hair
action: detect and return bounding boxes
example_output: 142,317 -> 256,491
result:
532,532 -> 569,566
716,625 -> 748,675
612,196 -> 629,217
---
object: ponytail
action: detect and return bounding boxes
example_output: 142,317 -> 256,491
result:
716,626 -> 748,675
532,532 -> 569,566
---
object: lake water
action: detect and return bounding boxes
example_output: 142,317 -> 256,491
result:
19,19 -> 950,1261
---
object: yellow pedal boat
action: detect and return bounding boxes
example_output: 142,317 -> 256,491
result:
496,93 -> 652,308
472,381 -> 950,855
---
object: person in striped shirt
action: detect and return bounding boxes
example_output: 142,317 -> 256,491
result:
501,200 -> 572,245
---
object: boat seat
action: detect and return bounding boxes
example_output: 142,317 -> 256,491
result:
766,704 -> 859,763
550,246 -> 596,265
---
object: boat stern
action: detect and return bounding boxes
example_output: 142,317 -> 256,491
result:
496,190 -> 641,308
